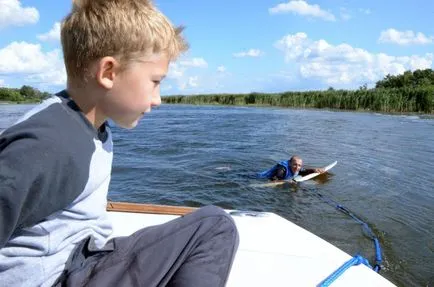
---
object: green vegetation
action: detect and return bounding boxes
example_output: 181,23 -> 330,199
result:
163,69 -> 434,114
0,85 -> 50,104
376,69 -> 434,89
1,69 -> 433,113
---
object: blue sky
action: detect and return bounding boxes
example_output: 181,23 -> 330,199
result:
0,0 -> 433,95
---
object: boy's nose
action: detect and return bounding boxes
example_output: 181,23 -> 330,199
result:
152,93 -> 161,107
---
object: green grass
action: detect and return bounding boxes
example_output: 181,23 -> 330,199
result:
163,87 -> 434,114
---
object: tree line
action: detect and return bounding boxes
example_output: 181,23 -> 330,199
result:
163,69 -> 434,113
1,69 -> 433,113
0,85 -> 50,103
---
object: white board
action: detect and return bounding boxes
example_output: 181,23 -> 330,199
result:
293,160 -> 337,182
251,161 -> 337,188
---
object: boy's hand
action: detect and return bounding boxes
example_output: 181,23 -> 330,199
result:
314,168 -> 325,174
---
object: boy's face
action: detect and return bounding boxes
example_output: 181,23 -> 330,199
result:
100,53 -> 169,129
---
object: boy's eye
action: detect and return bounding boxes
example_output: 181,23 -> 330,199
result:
153,80 -> 160,85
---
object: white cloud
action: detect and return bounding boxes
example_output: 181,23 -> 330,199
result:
188,76 -> 198,87
271,71 -> 295,81
178,82 -> 186,91
269,0 -> 336,22
340,8 -> 351,21
161,84 -> 172,91
179,57 -> 208,68
273,32 -> 309,61
167,61 -> 200,91
0,41 -> 66,85
37,22 -> 61,42
0,0 -> 39,28
0,79 -> 4,86
167,63 -> 184,80
217,66 -> 226,73
179,76 -> 199,90
166,61 -> 232,93
379,29 -> 433,45
359,8 -> 371,15
233,49 -> 263,58
275,33 -> 433,87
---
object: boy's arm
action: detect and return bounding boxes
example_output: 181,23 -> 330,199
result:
0,134 -> 83,248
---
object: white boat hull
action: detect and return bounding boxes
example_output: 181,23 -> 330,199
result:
107,205 -> 395,287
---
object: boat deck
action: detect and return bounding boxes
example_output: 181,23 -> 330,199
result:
107,203 -> 395,286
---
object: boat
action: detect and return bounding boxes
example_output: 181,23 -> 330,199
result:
107,201 -> 396,287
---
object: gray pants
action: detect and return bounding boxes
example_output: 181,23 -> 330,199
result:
56,205 -> 239,287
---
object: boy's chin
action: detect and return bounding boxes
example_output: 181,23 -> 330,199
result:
114,119 -> 139,129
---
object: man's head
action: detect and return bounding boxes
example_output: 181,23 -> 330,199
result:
61,0 -> 188,128
289,155 -> 303,174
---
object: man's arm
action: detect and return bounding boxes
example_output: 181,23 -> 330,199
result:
299,167 -> 325,176
270,165 -> 287,180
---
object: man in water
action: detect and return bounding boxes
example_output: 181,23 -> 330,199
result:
259,155 -> 325,181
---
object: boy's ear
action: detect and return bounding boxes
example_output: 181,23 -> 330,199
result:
96,56 -> 119,89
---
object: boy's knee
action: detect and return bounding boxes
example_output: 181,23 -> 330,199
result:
194,205 -> 238,236
196,205 -> 233,222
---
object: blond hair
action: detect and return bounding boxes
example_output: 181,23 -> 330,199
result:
61,0 -> 188,82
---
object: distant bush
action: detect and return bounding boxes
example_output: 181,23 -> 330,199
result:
163,69 -> 434,114
163,87 -> 433,113
0,85 -> 50,103
376,69 -> 434,89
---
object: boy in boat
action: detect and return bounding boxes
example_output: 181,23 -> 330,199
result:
0,1 -> 238,286
259,155 -> 325,181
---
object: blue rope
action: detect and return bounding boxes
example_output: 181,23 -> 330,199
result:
317,254 -> 372,287
315,192 -> 383,272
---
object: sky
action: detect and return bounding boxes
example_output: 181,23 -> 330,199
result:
0,0 -> 433,95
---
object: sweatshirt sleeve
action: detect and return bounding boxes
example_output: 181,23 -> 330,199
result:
0,131 -> 83,248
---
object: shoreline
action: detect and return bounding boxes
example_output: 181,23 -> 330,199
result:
162,102 -> 434,118
2,100 -> 432,118
0,101 -> 39,105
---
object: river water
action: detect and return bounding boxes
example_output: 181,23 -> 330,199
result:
1,103 -> 433,287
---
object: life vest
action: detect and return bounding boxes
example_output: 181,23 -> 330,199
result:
258,160 -> 298,180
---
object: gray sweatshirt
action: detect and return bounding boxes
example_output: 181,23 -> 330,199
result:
0,91 -> 113,286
